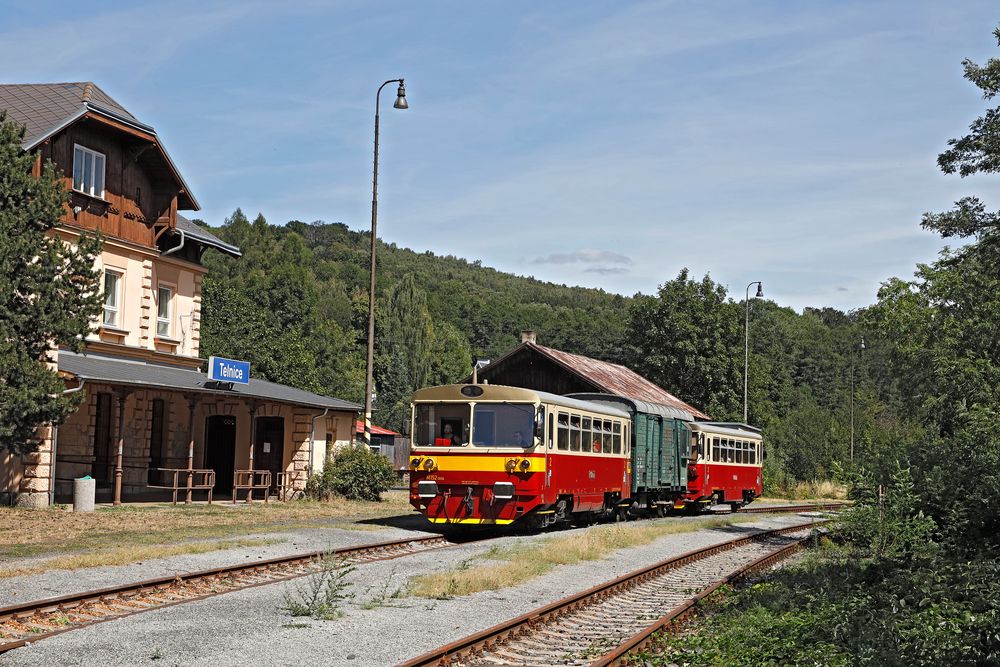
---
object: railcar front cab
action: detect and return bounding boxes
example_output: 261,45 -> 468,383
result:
686,422 -> 764,511
408,384 -> 549,526
407,384 -> 631,528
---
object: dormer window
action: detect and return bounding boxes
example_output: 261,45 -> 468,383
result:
73,144 -> 105,199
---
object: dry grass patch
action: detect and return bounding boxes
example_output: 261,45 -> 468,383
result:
410,516 -> 760,599
0,537 -> 280,579
0,491 -> 412,563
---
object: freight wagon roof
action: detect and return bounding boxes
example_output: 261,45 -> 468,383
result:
565,392 -> 695,421
529,344 -> 710,419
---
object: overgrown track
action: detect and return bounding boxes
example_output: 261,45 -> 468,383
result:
727,501 -> 845,514
400,517 -> 828,667
0,534 -> 453,655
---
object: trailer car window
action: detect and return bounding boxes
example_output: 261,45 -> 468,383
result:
557,413 -> 569,450
582,417 -> 594,452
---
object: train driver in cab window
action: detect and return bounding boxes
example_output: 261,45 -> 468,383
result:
441,423 -> 462,446
512,430 -> 529,447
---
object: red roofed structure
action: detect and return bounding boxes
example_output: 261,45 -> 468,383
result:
471,332 -> 709,421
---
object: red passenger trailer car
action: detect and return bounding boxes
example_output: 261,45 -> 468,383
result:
684,422 -> 763,510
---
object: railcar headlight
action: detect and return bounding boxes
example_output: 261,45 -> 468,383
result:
493,482 -> 515,500
519,459 -> 531,472
423,457 -> 436,471
410,457 -> 421,468
417,481 -> 439,498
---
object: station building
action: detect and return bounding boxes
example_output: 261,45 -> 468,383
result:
0,82 -> 359,508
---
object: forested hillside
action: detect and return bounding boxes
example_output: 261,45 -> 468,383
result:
195,210 -> 901,489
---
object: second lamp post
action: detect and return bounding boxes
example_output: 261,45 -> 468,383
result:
363,78 -> 408,447
743,281 -> 763,424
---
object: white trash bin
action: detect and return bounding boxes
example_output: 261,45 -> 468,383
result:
73,476 -> 96,512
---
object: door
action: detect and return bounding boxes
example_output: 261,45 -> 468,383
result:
254,416 -> 285,495
205,416 -> 237,494
92,393 -> 113,485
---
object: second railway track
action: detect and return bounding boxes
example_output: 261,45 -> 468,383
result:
401,515 -> 830,667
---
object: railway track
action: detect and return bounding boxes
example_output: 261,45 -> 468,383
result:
401,516 -> 828,667
0,534 -> 453,656
0,502 -> 840,657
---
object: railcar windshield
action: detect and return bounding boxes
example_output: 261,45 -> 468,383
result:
472,402 -> 536,447
413,403 -> 470,446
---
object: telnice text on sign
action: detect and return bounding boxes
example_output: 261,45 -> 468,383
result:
208,356 -> 251,385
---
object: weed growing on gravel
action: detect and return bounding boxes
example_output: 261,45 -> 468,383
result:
361,565 -> 406,609
283,552 -> 355,620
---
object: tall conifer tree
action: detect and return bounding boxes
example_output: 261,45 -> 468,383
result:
0,113 -> 102,454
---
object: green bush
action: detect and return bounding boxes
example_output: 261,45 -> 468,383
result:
305,444 -> 395,502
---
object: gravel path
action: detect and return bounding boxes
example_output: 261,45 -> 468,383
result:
1,513 -> 823,667
0,521 -> 437,608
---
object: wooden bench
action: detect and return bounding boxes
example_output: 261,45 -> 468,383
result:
275,471 -> 305,502
147,468 -> 216,505
232,469 -> 271,504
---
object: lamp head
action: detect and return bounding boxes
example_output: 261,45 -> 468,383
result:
859,336 -> 866,351
393,80 -> 408,109
755,282 -> 764,298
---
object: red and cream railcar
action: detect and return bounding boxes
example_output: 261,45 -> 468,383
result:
684,422 -> 763,510
408,384 -> 631,528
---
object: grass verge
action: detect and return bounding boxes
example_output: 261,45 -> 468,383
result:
0,537 -> 281,579
409,516 -> 761,599
0,491 -> 411,567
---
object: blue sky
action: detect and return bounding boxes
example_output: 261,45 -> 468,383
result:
2,1 -> 998,311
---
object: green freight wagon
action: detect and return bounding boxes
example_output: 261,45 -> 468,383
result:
569,393 -> 692,514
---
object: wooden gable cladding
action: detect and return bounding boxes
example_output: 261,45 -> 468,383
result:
39,116 -> 181,250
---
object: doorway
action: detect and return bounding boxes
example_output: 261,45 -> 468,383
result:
205,416 -> 237,495
254,416 -> 285,496
92,393 -> 113,485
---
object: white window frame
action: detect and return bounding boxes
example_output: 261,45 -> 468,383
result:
156,283 -> 174,338
73,144 -> 106,199
102,269 -> 123,328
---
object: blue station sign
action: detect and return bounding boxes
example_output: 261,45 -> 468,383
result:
208,356 -> 250,385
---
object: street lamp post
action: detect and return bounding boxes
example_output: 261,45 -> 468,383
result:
850,336 -> 866,462
364,78 -> 408,447
743,281 -> 764,424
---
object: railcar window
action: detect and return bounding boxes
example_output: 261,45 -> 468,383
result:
570,415 -> 582,452
473,403 -> 536,447
612,422 -> 622,454
413,403 -> 470,446
548,413 -> 554,450
557,413 -> 569,451
737,440 -> 744,464
592,420 -> 603,453
582,417 -> 594,452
